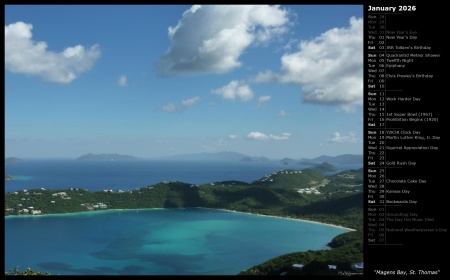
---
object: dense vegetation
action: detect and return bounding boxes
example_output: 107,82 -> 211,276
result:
5,167 -> 364,275
239,230 -> 363,275
5,268 -> 51,276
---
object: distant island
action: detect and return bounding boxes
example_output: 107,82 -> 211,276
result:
281,157 -> 297,164
282,154 -> 363,165
161,152 -> 362,165
5,157 -> 23,181
5,157 -> 24,164
240,156 -> 269,162
282,161 -> 339,173
161,151 -> 255,161
5,153 -> 363,164
76,153 -> 141,161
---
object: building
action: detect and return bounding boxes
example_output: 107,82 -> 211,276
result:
352,262 -> 364,272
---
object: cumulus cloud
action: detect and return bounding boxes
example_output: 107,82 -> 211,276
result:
256,95 -> 271,108
158,5 -> 289,75
118,75 -> 128,87
228,134 -> 238,139
212,80 -> 254,102
5,22 -> 101,84
163,96 -> 201,112
330,131 -> 359,143
253,16 -> 363,112
247,131 -> 291,141
247,131 -> 269,140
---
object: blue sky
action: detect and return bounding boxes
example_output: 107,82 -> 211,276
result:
5,4 -> 363,160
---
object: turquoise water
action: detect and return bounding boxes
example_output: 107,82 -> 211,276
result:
8,175 -> 34,181
5,208 -> 350,275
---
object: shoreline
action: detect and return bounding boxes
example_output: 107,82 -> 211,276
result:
4,208 -> 164,219
5,206 -> 357,231
198,207 -> 356,231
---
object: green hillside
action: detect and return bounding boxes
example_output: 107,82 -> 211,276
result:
251,168 -> 325,189
239,230 -> 363,275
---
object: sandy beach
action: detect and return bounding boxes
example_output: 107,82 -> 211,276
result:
5,207 -> 357,232
196,207 -> 357,231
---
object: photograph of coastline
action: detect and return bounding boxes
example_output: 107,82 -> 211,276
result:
5,4 -> 364,276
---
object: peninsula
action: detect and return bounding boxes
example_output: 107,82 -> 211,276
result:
5,167 -> 363,228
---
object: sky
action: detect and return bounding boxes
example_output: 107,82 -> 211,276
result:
4,4 -> 364,160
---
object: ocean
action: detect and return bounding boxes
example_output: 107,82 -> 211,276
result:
4,159 -> 361,275
4,159 -> 362,193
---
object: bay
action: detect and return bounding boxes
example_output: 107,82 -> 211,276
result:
4,159 -> 361,275
5,208 -> 350,275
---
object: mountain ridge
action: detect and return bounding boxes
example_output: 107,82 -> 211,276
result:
76,153 -> 141,161
160,152 -> 363,164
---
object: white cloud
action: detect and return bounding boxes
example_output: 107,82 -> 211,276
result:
158,5 -> 289,75
330,131 -> 359,143
5,22 -> 101,84
250,70 -> 278,83
283,38 -> 299,50
247,131 -> 269,140
228,134 -> 238,139
162,103 -> 180,113
163,96 -> 201,112
212,80 -> 254,102
181,96 -> 201,107
118,75 -> 128,87
254,16 -> 363,112
247,131 -> 291,141
256,95 -> 271,108
277,110 -> 290,116
269,132 -> 291,140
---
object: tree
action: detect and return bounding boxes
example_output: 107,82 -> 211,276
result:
5,267 -> 51,276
